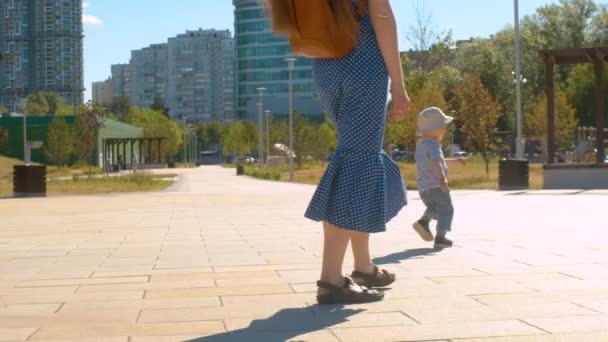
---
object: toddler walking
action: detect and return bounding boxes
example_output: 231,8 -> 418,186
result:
412,107 -> 467,249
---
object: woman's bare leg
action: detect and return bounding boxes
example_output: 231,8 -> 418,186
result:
318,221 -> 351,295
350,230 -> 376,284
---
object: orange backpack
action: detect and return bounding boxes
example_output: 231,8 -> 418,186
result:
278,0 -> 369,59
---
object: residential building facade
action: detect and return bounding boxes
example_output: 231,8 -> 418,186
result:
167,29 -> 234,123
129,43 -> 168,109
92,78 -> 113,105
111,64 -> 131,100
0,0 -> 83,113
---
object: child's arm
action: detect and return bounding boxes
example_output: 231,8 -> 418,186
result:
432,159 -> 449,192
445,158 -> 468,166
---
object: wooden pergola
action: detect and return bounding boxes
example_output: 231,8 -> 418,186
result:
103,137 -> 166,170
543,47 -> 607,164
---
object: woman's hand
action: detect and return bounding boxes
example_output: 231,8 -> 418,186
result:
388,88 -> 410,122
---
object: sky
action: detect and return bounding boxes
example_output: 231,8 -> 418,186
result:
82,0 -> 558,101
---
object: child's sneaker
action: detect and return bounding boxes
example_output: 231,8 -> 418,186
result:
434,236 -> 453,249
412,220 -> 434,241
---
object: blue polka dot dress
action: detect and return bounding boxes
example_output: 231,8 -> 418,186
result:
304,1 -> 407,233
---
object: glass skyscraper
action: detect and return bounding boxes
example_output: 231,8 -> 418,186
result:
233,0 -> 322,121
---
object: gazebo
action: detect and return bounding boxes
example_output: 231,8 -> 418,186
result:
103,137 -> 166,172
542,47 -> 608,189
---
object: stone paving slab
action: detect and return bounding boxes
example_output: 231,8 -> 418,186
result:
1,166 -> 608,341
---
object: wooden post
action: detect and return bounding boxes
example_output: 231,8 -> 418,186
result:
545,54 -> 556,164
148,139 -> 152,165
122,139 -> 126,169
595,58 -> 605,164
130,140 -> 135,167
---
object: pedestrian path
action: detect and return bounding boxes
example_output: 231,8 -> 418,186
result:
0,166 -> 607,341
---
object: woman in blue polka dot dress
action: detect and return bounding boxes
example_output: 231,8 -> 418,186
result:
304,0 -> 411,304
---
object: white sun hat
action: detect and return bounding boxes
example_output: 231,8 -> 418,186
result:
416,107 -> 454,136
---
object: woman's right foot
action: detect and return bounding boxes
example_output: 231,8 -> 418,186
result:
413,220 -> 434,241
316,277 -> 384,304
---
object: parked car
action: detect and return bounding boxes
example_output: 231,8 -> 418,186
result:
391,151 -> 410,161
242,156 -> 256,165
451,151 -> 470,159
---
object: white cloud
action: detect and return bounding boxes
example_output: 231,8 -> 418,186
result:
83,14 -> 103,25
82,2 -> 103,25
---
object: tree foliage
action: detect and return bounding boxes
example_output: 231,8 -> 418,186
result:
454,75 -> 502,176
527,92 -> 578,151
44,117 -> 74,166
127,108 -> 182,160
111,96 -> 132,120
222,121 -> 257,162
73,102 -> 106,165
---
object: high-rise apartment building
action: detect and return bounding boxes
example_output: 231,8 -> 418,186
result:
129,43 -> 168,109
0,0 -> 83,113
167,29 -> 234,123
92,78 -> 113,105
111,64 -> 131,100
233,0 -> 321,121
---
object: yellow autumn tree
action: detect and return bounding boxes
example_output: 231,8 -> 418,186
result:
455,75 -> 502,176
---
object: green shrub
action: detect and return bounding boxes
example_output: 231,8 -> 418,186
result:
245,167 -> 281,181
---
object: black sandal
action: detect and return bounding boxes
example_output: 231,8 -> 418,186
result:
316,277 -> 384,304
351,266 -> 396,288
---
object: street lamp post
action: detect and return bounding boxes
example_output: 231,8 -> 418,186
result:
183,116 -> 188,164
257,87 -> 266,169
285,57 -> 297,182
514,0 -> 525,160
265,110 -> 271,159
21,99 -> 29,165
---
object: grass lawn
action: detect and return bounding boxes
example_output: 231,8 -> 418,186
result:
0,155 -> 104,180
0,155 -> 176,197
266,158 -> 543,190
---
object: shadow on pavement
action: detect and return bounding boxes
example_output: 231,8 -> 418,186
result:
373,248 -> 438,265
187,306 -> 364,342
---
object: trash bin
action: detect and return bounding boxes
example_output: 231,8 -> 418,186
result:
236,165 -> 245,176
13,165 -> 47,197
498,159 -> 529,190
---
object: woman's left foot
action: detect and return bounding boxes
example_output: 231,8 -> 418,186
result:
351,265 -> 396,288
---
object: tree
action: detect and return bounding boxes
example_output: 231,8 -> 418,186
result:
565,63 -> 608,127
26,92 -> 49,115
589,4 -> 608,46
222,121 -> 257,163
312,116 -> 337,160
127,108 -> 182,161
0,105 -> 7,115
45,117 -> 74,166
292,111 -> 316,167
269,118 -> 289,150
150,97 -> 170,118
406,1 -> 440,51
527,93 -> 578,151
111,96 -> 132,120
206,121 -> 223,146
196,123 -> 210,150
41,92 -> 64,116
73,103 -> 106,171
454,75 -> 502,176
0,128 -> 8,147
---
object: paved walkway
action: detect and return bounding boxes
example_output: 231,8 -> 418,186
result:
1,166 -> 607,342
